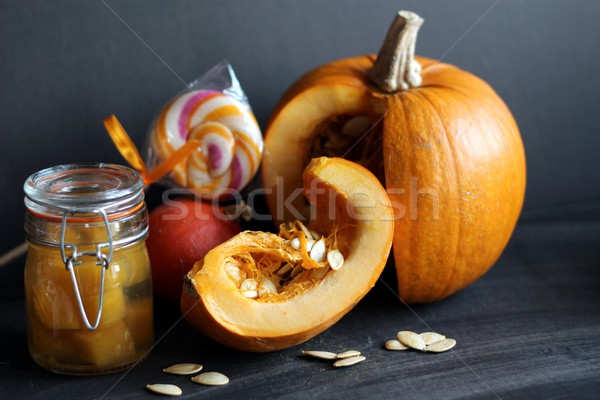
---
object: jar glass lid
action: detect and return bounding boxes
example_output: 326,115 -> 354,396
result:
24,163 -> 144,217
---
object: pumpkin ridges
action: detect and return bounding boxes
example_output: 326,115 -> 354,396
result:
384,90 -> 462,302
447,82 -> 525,181
419,63 -> 522,157
412,89 -> 472,300
406,86 -> 524,301
413,89 -> 463,301
421,77 -> 526,203
436,82 -> 525,186
383,75 -> 525,302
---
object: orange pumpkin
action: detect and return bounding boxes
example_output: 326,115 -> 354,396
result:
182,157 -> 394,351
263,11 -> 526,303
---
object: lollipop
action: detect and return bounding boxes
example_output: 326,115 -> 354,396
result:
150,90 -> 263,198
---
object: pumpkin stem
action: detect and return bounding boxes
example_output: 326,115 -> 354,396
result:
367,10 -> 424,93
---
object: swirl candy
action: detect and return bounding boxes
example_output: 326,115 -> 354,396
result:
150,90 -> 263,198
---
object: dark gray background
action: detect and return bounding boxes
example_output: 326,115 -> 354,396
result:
2,3 -> 600,398
1,0 -> 599,255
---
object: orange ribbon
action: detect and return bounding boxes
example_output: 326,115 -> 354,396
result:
103,115 -> 200,186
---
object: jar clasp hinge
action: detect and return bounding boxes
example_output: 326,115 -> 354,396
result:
59,208 -> 114,331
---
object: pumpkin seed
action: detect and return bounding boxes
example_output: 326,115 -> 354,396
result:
333,355 -> 366,368
163,363 -> 203,375
310,238 -> 326,262
280,222 -> 292,232
342,116 -> 372,138
397,331 -> 426,351
310,266 -> 329,280
239,202 -> 253,222
277,263 -> 293,275
258,277 -> 277,297
146,384 -> 182,396
385,339 -> 409,351
327,250 -> 344,270
323,136 -> 350,150
425,338 -> 456,353
225,263 -> 243,282
240,278 -> 258,298
191,371 -> 229,386
292,237 -> 316,251
240,278 -> 258,291
337,350 -> 361,359
241,290 -> 258,298
420,332 -> 446,345
302,350 -> 338,360
296,220 -> 314,240
223,201 -> 253,222
309,229 -> 322,240
291,264 -> 304,278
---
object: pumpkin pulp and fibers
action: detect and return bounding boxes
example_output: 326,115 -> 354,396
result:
224,220 -> 346,302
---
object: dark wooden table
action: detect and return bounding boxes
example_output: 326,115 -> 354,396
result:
2,207 -> 600,399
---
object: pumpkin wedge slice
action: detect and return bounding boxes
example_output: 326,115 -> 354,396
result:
181,157 -> 393,352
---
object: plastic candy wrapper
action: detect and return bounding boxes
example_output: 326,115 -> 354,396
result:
146,61 -> 263,197
104,60 -> 263,200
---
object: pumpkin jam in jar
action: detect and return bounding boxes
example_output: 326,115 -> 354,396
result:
23,164 -> 153,375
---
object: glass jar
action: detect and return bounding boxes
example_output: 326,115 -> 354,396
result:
23,163 -> 154,375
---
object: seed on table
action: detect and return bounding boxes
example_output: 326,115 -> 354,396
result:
385,339 -> 409,351
191,371 -> 230,386
302,350 -> 338,360
327,249 -> 344,270
425,338 -> 456,353
337,350 -> 361,359
420,332 -> 446,345
397,331 -> 426,351
163,363 -> 203,375
146,384 -> 182,396
333,355 -> 366,368
310,238 -> 326,262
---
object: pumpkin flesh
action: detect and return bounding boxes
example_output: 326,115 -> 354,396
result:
182,157 -> 394,351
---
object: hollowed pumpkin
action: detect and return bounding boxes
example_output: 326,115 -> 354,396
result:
263,11 -> 526,303
181,157 -> 393,351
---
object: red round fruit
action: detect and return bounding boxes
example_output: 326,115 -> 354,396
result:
146,197 -> 241,303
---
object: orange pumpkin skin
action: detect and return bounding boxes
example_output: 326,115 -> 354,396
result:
263,55 -> 526,303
